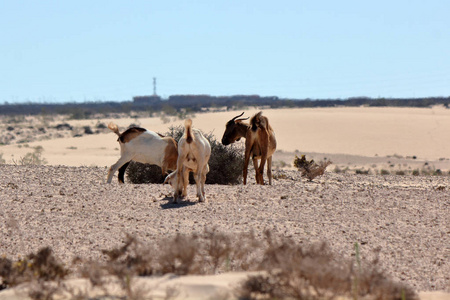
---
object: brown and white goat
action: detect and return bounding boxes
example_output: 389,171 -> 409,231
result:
164,119 -> 211,203
221,111 -> 276,185
106,123 -> 178,183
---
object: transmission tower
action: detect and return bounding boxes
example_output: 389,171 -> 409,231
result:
153,77 -> 157,96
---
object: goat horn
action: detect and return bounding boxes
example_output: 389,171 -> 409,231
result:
231,112 -> 245,122
236,117 -> 249,122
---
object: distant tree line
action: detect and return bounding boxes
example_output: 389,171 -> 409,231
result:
0,95 -> 449,117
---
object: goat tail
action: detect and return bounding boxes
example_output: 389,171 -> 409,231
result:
185,119 -> 194,143
108,122 -> 121,136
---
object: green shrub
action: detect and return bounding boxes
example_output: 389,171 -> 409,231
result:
126,125 -> 244,185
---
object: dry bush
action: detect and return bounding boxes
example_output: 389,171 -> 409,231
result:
12,146 -> 48,166
126,125 -> 244,185
87,229 -> 260,279
0,247 -> 68,289
78,235 -> 156,299
158,234 -> 201,275
294,154 -> 332,181
90,230 -> 416,300
0,230 -> 417,300
0,247 -> 69,300
126,163 -> 166,184
200,228 -> 261,273
203,131 -> 244,185
238,231 -> 417,300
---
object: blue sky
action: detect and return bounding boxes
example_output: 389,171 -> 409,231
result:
1,0 -> 449,103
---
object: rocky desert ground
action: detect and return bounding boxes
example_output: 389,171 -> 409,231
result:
0,107 -> 449,299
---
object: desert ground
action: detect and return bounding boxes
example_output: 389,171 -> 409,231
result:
0,106 -> 449,299
1,106 -> 450,172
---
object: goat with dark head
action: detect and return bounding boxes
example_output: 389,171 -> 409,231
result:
221,111 -> 276,185
221,112 -> 249,146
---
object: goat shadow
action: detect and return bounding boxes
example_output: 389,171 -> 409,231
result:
160,196 -> 197,209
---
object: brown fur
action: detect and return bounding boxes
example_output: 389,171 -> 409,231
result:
108,123 -> 146,143
250,111 -> 268,132
222,111 -> 276,185
162,137 -> 178,173
108,122 -> 121,136
118,127 -> 146,143
185,119 -> 194,143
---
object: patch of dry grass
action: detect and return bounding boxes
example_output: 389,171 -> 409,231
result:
0,229 -> 417,300
239,232 -> 417,300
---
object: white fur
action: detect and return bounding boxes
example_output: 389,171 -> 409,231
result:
165,121 -> 211,203
107,127 -> 176,184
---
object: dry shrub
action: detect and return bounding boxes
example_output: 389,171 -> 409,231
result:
87,229 -> 260,279
201,228 -> 261,273
126,163 -> 166,184
0,247 -> 69,300
12,146 -> 48,166
158,234 -> 201,275
86,230 -> 416,300
203,229 -> 233,273
353,246 -> 417,300
203,131 -> 244,185
243,231 -> 351,299
126,125 -> 244,185
1,230 -> 417,300
0,247 -> 68,289
78,235 -> 155,299
239,231 -> 417,300
294,154 -> 332,181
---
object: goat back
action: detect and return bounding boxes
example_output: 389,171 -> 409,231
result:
250,111 -> 269,132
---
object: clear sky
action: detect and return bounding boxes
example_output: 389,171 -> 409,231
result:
1,0 -> 449,103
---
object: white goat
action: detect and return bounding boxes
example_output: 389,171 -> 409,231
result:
164,119 -> 211,203
106,123 -> 178,183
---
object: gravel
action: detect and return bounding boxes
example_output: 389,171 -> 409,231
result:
0,164 -> 448,292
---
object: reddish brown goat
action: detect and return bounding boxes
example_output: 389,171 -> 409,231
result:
221,111 -> 277,185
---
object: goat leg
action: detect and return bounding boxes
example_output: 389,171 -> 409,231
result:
243,140 -> 253,185
267,156 -> 273,185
